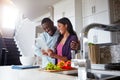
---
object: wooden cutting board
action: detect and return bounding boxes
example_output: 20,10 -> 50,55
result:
39,68 -> 77,72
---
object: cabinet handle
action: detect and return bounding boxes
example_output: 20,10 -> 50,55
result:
93,6 -> 96,13
92,6 -> 94,14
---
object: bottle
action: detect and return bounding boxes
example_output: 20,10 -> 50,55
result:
71,50 -> 76,59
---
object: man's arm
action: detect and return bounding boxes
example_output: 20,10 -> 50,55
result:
70,40 -> 80,51
34,45 -> 42,56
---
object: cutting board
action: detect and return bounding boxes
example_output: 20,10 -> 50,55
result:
39,68 -> 77,72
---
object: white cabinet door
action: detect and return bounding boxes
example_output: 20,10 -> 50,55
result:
94,11 -> 110,24
82,0 -> 110,26
95,0 -> 108,13
83,11 -> 110,27
82,0 -> 93,18
83,15 -> 94,27
82,0 -> 108,17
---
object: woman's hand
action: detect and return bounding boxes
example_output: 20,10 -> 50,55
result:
47,49 -> 68,61
47,49 -> 56,58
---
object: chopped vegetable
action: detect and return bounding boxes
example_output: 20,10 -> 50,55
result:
45,62 -> 61,70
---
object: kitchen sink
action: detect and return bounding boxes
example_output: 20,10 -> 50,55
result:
56,69 -> 78,76
66,73 -> 78,76
88,72 -> 120,80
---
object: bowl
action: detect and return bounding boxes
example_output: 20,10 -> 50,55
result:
20,56 -> 35,66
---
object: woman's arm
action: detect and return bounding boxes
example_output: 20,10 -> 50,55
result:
47,49 -> 68,61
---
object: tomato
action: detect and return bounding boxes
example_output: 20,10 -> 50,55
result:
57,60 -> 73,70
64,61 -> 71,67
65,66 -> 72,70
61,66 -> 66,69
62,61 -> 72,70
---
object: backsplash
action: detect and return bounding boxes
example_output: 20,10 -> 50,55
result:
110,45 -> 120,63
98,44 -> 120,64
99,46 -> 111,64
99,45 -> 120,64
99,32 -> 120,63
94,45 -> 120,64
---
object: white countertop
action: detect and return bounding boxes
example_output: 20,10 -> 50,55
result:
0,66 -> 76,80
90,64 -> 120,76
90,69 -> 120,76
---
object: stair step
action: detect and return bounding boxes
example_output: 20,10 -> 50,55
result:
6,52 -> 19,55
6,59 -> 21,65
2,38 -> 21,65
7,55 -> 20,59
3,38 -> 14,41
6,47 -> 18,50
5,43 -> 16,45
8,50 -> 20,53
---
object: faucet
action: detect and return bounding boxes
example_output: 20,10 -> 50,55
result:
72,23 -> 120,80
80,23 -> 120,80
80,23 -> 108,59
72,23 -> 111,80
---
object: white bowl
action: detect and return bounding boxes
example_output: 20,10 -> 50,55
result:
20,56 -> 35,66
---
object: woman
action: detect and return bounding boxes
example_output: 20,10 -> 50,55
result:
47,17 -> 79,63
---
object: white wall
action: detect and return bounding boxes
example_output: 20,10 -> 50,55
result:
53,0 -> 82,37
53,0 -> 75,27
74,0 -> 83,37
33,13 -> 50,23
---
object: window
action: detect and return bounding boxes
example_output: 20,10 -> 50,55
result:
2,1 -> 19,29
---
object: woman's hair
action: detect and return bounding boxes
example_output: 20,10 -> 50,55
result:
57,17 -> 76,35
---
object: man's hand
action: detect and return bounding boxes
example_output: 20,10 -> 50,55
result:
47,49 -> 56,58
70,41 -> 80,50
41,49 -> 48,56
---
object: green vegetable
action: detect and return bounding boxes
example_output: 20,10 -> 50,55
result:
45,62 -> 61,70
88,43 -> 94,46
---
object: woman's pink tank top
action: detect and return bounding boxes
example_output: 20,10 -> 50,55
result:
57,43 -> 63,62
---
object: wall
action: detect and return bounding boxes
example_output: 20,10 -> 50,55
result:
53,0 -> 83,37
74,0 -> 83,37
0,3 -> 2,34
1,28 -> 15,38
53,0 -> 75,27
33,13 -> 50,23
33,13 -> 50,38
35,26 -> 44,38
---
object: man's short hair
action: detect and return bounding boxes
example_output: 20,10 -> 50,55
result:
41,18 -> 52,24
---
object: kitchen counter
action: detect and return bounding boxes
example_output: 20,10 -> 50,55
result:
90,64 -> 120,76
89,69 -> 120,76
0,66 -> 76,80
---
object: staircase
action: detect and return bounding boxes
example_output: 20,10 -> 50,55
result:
3,38 -> 21,65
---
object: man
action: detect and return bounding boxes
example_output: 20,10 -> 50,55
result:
35,18 -> 79,68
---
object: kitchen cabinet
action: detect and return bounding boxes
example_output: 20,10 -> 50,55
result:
82,0 -> 93,18
82,0 -> 120,45
82,0 -> 109,27
95,0 -> 108,14
82,0 -> 120,27
82,0 -> 108,18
